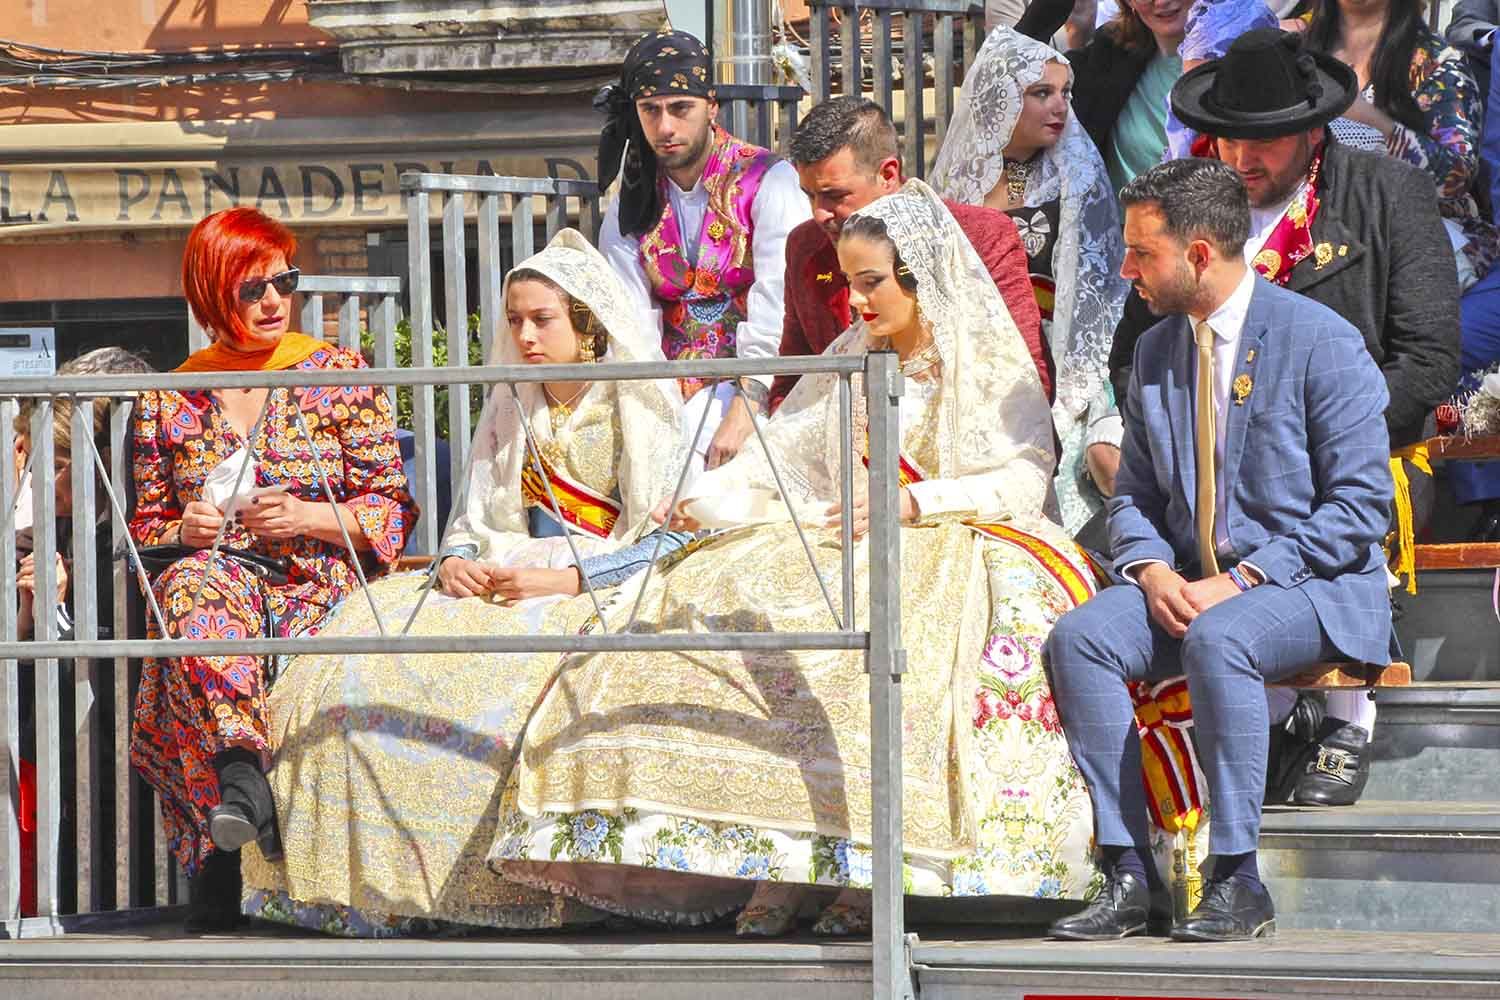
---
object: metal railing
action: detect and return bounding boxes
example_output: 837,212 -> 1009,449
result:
0,353 -> 913,998
187,275 -> 403,362
716,82 -> 806,154
400,172 -> 604,557
806,0 -> 986,179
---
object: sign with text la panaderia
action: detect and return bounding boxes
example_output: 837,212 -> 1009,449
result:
0,151 -> 594,235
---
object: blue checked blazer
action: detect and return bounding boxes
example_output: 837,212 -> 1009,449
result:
1108,277 -> 1395,665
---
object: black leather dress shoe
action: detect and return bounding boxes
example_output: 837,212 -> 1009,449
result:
1049,872 -> 1172,941
1171,877 -> 1275,942
1264,693 -> 1324,806
1291,721 -> 1371,806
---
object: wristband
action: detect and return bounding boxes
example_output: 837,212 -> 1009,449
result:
1227,566 -> 1251,592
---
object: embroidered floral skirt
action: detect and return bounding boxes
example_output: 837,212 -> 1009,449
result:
241,559 -> 611,936
130,551 -> 327,878
487,519 -> 1104,925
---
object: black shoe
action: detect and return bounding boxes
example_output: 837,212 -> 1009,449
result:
209,751 -> 284,861
1291,720 -> 1370,807
184,849 -> 243,934
1049,872 -> 1172,941
1264,693 -> 1324,806
1171,877 -> 1275,942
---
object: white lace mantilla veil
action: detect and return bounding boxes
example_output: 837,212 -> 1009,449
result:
700,179 -> 1056,521
928,26 -> 1130,439
443,229 -> 685,560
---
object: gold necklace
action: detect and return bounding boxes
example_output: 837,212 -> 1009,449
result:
898,339 -> 942,378
543,383 -> 589,424
1005,159 -> 1034,207
541,383 -> 589,467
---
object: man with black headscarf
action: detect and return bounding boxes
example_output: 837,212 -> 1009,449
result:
596,30 -> 810,471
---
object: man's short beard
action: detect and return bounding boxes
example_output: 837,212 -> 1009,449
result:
1250,135 -> 1314,209
1141,261 -> 1203,317
658,124 -> 714,171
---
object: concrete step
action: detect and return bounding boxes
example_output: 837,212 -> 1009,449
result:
5,920 -> 1500,999
1395,569 -> 1500,681
1368,685 -> 1500,801
914,929 -> 1500,999
1258,800 -> 1500,933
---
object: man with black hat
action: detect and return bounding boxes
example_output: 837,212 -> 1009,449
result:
595,30 -> 810,472
1108,28 -> 1461,809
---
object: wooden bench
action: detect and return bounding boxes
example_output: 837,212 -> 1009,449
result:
1273,661 -> 1412,689
393,554 -> 434,574
1423,434 -> 1500,461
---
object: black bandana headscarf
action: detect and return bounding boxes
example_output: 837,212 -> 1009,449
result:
595,30 -> 716,238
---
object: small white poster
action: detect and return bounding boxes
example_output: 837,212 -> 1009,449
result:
0,327 -> 55,377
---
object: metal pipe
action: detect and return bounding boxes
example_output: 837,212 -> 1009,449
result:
713,0 -> 772,87
714,0 -> 772,136
864,349 -> 913,1000
0,356 -> 868,397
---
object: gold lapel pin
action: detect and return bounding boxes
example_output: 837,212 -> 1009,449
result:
1313,242 -> 1334,270
1245,349 -> 1256,364
1233,373 -> 1253,406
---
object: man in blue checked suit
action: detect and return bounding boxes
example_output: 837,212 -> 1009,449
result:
1046,158 -> 1393,944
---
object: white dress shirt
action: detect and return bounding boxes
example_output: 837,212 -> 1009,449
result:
1125,266 -> 1264,584
599,158 -> 811,389
1191,265 -> 1258,559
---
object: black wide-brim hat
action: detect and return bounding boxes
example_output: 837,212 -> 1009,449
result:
1171,27 -> 1358,139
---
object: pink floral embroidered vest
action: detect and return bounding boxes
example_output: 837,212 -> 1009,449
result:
639,126 -> 778,397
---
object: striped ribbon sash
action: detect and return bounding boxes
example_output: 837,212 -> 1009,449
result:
1127,676 -> 1206,834
520,453 -> 621,540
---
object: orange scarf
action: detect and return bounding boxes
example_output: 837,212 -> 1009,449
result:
175,332 -> 326,373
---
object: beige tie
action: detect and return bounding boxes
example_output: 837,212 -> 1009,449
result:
1194,319 -> 1220,577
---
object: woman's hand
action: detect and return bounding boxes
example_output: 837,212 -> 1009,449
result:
438,556 -> 495,598
652,497 -> 703,532
824,488 -> 917,540
17,552 -> 68,605
237,492 -> 310,541
17,552 -> 68,641
487,567 -> 582,601
179,501 -> 226,548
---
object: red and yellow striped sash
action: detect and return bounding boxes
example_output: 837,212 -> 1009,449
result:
520,453 -> 621,540
1128,676 -> 1205,834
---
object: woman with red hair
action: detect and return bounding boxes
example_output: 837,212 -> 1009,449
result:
129,207 -> 417,930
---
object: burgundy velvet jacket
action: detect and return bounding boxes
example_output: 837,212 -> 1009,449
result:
769,201 -> 1049,411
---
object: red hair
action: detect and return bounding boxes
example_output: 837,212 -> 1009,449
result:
182,207 -> 298,347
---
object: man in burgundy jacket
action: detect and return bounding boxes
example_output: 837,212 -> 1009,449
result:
770,96 -> 1047,411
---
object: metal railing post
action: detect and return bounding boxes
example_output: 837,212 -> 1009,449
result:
30,401 -> 62,930
406,185 -> 441,555
443,191 -> 473,514
108,399 -> 141,912
70,400 -> 102,914
0,398 -> 19,934
863,350 -> 912,1000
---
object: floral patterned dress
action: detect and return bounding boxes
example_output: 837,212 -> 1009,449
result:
487,375 -> 1103,922
1380,30 -> 1500,282
129,345 -> 416,878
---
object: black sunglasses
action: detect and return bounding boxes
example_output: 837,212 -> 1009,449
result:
238,267 -> 300,304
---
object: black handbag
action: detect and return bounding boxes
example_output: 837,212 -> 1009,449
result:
133,544 -> 292,586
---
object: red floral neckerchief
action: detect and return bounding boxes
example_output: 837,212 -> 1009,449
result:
1251,149 -> 1323,285
1194,136 -> 1323,285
